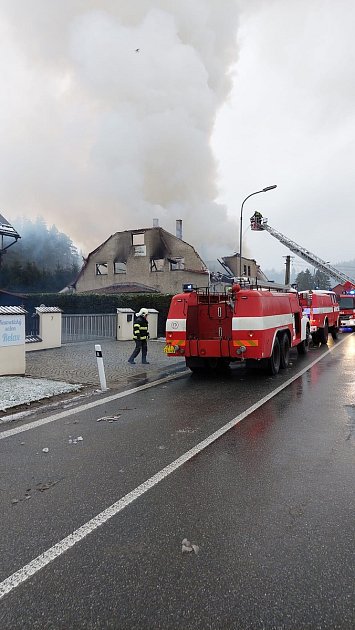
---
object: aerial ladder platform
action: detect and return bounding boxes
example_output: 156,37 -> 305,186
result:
250,213 -> 355,287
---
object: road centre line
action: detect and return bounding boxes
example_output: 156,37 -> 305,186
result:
0,337 -> 348,441
0,337 -> 348,600
0,337 -> 348,442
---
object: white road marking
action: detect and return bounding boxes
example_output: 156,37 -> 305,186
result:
0,336 -> 348,442
0,336 -> 348,600
0,371 -> 188,440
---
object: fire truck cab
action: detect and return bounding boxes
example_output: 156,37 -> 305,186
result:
338,292 -> 355,330
298,290 -> 339,344
165,283 -> 310,375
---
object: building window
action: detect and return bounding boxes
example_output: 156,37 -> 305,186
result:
170,257 -> 185,271
243,264 -> 247,276
151,258 -> 165,272
134,245 -> 146,257
247,265 -> 251,276
95,263 -> 108,275
114,262 -> 127,274
132,232 -> 145,246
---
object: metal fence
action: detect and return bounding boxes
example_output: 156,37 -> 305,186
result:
62,313 -> 117,343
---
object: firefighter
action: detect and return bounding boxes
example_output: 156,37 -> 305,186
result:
252,211 -> 262,226
128,308 -> 150,364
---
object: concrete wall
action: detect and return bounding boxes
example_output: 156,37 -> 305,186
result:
0,344 -> 26,375
26,308 -> 62,352
0,308 -> 26,375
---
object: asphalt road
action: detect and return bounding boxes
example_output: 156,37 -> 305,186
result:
0,335 -> 354,629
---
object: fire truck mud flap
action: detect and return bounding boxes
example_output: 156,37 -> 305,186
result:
297,324 -> 311,355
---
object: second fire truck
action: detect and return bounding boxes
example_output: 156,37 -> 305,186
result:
298,290 -> 339,344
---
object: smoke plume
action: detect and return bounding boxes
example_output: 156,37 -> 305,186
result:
0,1 -> 240,261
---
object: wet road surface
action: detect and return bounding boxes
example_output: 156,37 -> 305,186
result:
0,335 -> 354,628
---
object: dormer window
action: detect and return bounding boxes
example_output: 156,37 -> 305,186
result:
114,262 -> 127,274
132,233 -> 145,245
169,257 -> 185,271
95,263 -> 108,275
151,258 -> 165,272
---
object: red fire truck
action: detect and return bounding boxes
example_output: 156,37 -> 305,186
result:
298,290 -> 339,344
165,283 -> 310,374
338,291 -> 355,330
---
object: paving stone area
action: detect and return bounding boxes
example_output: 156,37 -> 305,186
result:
25,338 -> 184,386
0,339 -> 186,416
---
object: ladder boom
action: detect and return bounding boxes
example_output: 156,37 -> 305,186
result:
250,215 -> 355,285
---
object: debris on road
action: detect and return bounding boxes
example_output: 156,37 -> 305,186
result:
36,480 -> 61,492
181,538 -> 199,555
68,436 -> 84,444
42,447 -> 49,453
96,415 -> 121,423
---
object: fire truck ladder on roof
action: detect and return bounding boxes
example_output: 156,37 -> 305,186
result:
250,214 -> 355,286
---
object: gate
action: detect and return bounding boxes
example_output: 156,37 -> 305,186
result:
62,313 -> 117,343
25,312 -> 40,337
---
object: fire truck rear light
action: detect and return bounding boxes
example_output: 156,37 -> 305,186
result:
249,331 -> 253,337
167,333 -> 173,339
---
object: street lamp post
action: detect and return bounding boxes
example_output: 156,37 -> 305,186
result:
238,185 -> 277,278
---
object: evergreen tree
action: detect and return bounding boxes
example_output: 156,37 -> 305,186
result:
295,268 -> 331,290
0,216 -> 80,292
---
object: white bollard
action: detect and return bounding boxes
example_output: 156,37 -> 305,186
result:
95,344 -> 108,390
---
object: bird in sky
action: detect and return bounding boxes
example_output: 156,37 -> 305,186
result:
135,48 -> 140,53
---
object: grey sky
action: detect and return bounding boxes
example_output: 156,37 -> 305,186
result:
213,0 -> 355,274
1,1 -> 354,275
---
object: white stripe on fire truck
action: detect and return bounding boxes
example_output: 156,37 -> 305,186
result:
166,319 -> 187,332
303,306 -> 339,315
232,314 -> 294,330
302,307 -> 339,315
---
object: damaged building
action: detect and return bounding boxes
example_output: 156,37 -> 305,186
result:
70,220 -> 209,295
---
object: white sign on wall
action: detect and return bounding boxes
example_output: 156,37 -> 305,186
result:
0,316 -> 25,347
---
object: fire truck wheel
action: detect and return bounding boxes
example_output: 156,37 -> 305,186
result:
280,333 -> 290,369
330,326 -> 338,340
268,336 -> 281,375
312,332 -> 320,346
319,322 -> 329,345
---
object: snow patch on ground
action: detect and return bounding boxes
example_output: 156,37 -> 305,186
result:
0,376 -> 82,411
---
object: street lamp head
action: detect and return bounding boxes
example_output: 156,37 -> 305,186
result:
262,185 -> 277,192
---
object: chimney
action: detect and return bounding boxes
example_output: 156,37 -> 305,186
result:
176,219 -> 183,240
153,218 -> 159,227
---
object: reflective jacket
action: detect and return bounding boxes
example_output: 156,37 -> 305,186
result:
133,315 -> 149,341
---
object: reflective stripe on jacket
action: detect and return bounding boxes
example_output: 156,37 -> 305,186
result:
133,315 -> 148,340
